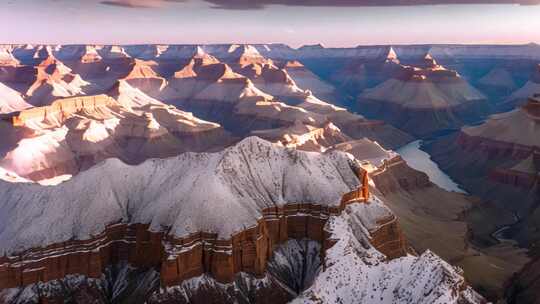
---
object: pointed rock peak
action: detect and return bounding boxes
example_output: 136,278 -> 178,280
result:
422,52 -> 439,68
385,47 -> 399,62
173,62 -> 198,79
123,59 -> 160,79
194,46 -> 206,57
228,44 -> 259,56
231,136 -> 274,151
191,46 -> 220,65
81,45 -> 102,63
229,44 -> 268,66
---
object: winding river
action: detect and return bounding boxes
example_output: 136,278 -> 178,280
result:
397,140 -> 467,193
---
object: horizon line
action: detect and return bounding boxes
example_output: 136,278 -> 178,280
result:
1,41 -> 539,49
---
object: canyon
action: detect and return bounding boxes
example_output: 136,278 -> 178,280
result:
1,42 -> 539,303
0,137 -> 478,304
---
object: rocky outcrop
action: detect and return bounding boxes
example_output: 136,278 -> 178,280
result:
0,171 -> 408,291
370,156 -> 431,194
1,93 -> 232,182
358,61 -> 490,137
10,94 -> 115,127
425,96 -> 540,250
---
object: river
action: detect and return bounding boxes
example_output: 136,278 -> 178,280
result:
397,140 -> 467,193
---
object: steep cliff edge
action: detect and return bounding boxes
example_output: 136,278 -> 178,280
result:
426,96 -> 540,246
0,137 -> 482,304
424,96 -> 540,300
369,154 -> 529,300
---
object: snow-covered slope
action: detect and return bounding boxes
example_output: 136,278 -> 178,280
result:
293,202 -> 485,304
0,137 -> 359,255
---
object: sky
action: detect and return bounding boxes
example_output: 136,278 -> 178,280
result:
1,0 -> 539,47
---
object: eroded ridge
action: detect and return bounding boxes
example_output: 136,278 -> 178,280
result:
0,169 -> 407,290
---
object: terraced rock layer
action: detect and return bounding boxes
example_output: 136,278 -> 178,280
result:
0,179 -> 407,290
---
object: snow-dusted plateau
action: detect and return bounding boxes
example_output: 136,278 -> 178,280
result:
0,43 -> 539,303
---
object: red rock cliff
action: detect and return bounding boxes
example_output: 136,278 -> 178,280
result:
0,169 -> 407,291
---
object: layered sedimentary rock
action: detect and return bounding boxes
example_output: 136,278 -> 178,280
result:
0,90 -> 231,182
278,60 -> 338,103
426,96 -> 540,248
328,46 -> 404,98
152,53 -> 407,148
250,121 -> 351,152
1,44 -> 413,150
292,201 -> 484,304
0,137 -> 407,293
358,54 -> 490,137
24,55 -> 90,106
368,152 -> 529,300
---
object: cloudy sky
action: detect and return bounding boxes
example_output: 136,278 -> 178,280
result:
1,0 -> 539,47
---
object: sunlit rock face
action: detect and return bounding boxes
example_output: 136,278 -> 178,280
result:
0,86 -> 231,182
1,43 -> 521,303
0,44 -> 413,153
0,136 -> 483,304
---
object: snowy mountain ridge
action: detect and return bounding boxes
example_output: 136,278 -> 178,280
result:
0,136 -> 358,255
